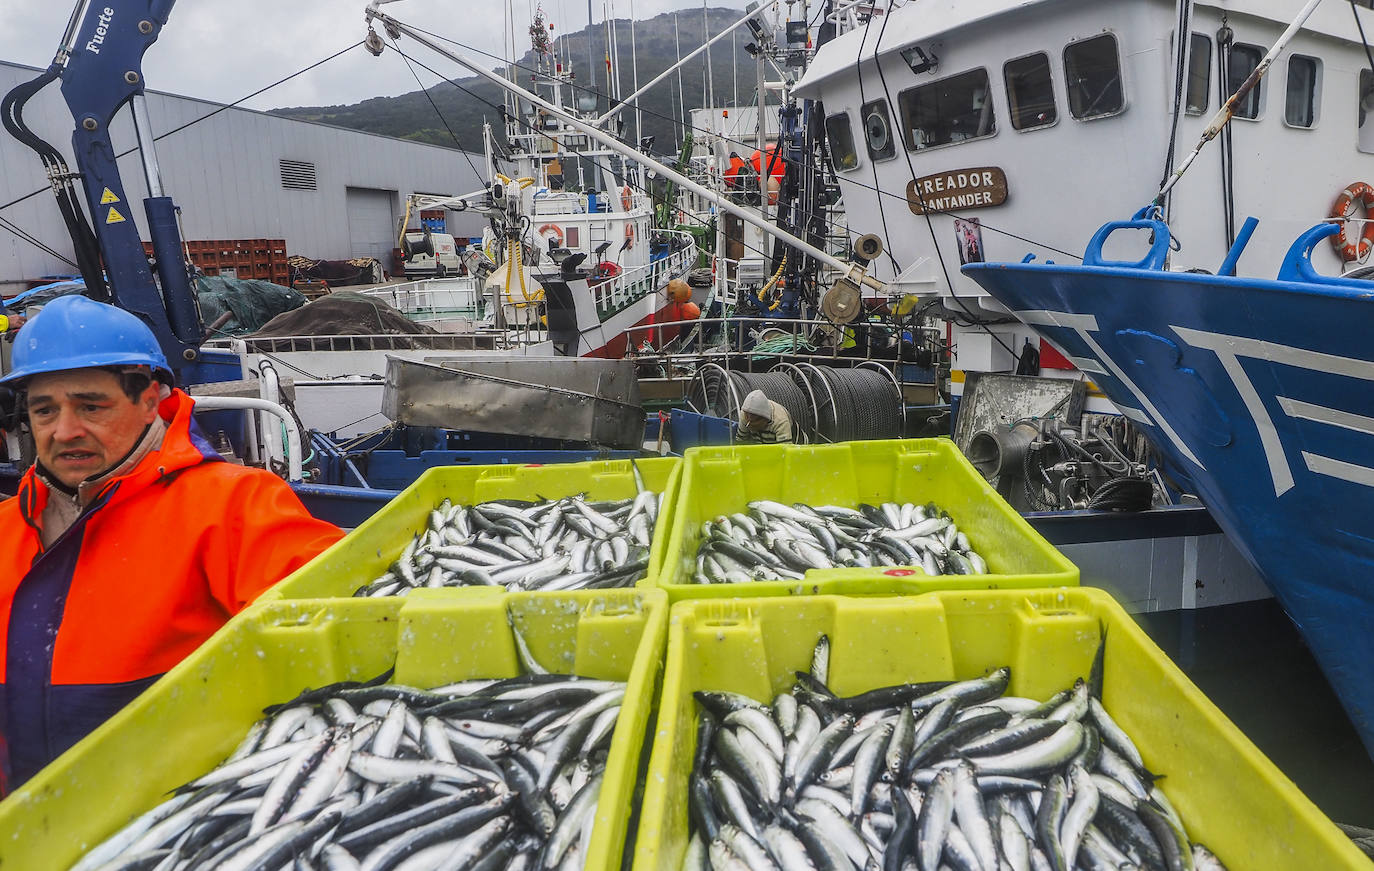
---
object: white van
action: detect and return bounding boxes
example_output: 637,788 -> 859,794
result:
401,228 -> 465,277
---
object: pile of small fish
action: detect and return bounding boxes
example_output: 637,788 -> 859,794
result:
72,655 -> 624,870
355,490 -> 661,596
691,501 -> 989,584
683,636 -> 1226,871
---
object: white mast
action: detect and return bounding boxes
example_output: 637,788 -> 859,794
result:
674,13 -> 686,142
703,0 -> 715,113
630,0 -> 642,147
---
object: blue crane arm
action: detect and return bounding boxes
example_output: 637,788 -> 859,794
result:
8,0 -> 202,375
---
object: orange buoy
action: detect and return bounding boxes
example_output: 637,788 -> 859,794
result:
666,278 -> 692,303
680,301 -> 701,319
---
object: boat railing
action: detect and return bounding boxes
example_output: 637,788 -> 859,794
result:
593,235 -> 698,315
825,0 -> 894,32
621,315 -> 939,382
530,193 -> 588,216
357,278 -> 484,318
215,330 -> 541,355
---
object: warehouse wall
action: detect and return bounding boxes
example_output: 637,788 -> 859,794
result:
0,60 -> 488,285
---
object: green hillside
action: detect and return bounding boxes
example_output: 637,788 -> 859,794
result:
271,8 -> 767,157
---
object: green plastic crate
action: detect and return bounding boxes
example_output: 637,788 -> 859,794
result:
0,588 -> 667,871
633,589 -> 1371,871
651,438 -> 1077,600
263,457 -> 681,601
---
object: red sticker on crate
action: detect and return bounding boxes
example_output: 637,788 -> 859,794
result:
884,569 -> 918,577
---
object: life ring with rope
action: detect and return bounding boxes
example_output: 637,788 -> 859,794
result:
537,223 -> 564,247
621,185 -> 634,211
1330,182 -> 1374,263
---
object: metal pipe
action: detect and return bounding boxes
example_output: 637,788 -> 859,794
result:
193,396 -> 304,482
57,0 -> 94,62
594,6 -> 759,126
129,94 -> 164,198
1155,0 -> 1324,204
371,9 -> 876,288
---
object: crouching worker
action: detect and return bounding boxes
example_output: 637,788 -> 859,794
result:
737,389 -> 794,444
0,296 -> 344,793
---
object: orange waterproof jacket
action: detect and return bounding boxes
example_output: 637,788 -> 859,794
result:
0,389 -> 343,790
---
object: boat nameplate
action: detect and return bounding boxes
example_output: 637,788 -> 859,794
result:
906,166 -> 1008,214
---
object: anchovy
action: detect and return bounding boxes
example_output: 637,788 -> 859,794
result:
70,616 -> 625,871
684,633 -> 1215,871
691,501 -> 989,583
355,492 -> 662,596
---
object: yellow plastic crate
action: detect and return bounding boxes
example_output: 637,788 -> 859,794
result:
0,588 -> 667,871
263,456 -> 681,600
633,589 -> 1371,871
651,439 -> 1077,600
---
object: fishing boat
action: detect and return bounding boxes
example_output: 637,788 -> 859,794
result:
964,206 -> 1374,757
792,0 -> 1374,404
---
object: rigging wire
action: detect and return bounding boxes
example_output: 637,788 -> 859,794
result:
389,44 -> 803,272
1158,0 -> 1193,223
0,40 -> 366,215
1354,0 -> 1374,78
851,2 -> 904,275
397,20 -> 1084,261
0,214 -> 78,268
1216,18 -> 1236,247
387,34 -> 488,182
862,0 -> 1022,364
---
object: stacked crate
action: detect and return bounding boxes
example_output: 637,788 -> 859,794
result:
2,446 -> 1367,871
142,238 -> 289,284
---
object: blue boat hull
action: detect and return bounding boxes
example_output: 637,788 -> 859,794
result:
965,216 -> 1374,755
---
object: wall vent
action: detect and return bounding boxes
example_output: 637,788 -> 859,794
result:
279,159 -> 317,191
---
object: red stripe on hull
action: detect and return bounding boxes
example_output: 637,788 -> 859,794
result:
582,303 -> 685,358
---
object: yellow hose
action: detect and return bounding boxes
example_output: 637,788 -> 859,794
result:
503,239 -> 541,307
757,253 -> 788,311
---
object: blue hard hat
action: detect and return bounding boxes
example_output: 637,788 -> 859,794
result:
1,294 -> 171,385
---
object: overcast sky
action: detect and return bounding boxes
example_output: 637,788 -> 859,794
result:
2,0 -> 752,111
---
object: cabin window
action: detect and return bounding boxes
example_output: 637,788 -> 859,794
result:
1284,55 -> 1320,128
1361,70 -> 1374,153
1226,43 -> 1264,119
861,99 -> 897,160
1185,34 -> 1210,115
1064,34 -> 1125,119
825,112 -> 861,171
565,227 -> 580,248
897,68 -> 998,151
1003,52 -> 1057,130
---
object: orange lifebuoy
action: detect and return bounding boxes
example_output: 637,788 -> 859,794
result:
621,185 -> 634,211
537,223 -> 564,247
1330,182 -> 1374,263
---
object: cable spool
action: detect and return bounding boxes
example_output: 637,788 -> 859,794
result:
793,363 -> 902,443
844,366 -> 903,440
687,365 -> 815,441
688,363 -> 903,444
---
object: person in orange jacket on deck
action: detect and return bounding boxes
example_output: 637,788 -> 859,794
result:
724,151 -> 747,189
0,295 -> 343,793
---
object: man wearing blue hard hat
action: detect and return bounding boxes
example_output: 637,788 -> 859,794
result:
0,295 -> 343,793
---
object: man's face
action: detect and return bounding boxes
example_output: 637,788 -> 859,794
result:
742,411 -> 768,431
26,368 -> 159,488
